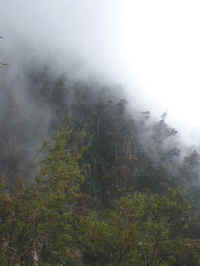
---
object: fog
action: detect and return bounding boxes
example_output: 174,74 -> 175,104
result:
120,0 -> 200,145
0,0 -> 200,146
0,0 -> 122,80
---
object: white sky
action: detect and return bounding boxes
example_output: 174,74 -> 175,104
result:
1,0 -> 200,143
119,0 -> 200,143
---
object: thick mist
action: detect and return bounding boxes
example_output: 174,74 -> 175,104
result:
120,0 -> 200,145
0,0 -> 200,188
1,0 -> 200,145
0,0 -> 122,79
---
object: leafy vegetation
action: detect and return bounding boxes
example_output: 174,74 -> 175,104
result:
0,67 -> 200,265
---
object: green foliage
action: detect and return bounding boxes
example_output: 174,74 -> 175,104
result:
0,121 -> 85,265
0,71 -> 200,265
75,189 -> 197,266
115,189 -> 192,266
0,118 -> 199,266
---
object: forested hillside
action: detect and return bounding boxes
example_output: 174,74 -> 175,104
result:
0,66 -> 200,265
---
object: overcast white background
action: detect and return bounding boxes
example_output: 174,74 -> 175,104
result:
120,0 -> 200,144
0,0 -> 200,144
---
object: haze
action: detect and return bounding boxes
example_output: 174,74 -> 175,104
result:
0,0 -> 200,144
120,0 -> 200,144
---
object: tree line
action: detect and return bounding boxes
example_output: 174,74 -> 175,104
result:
0,67 -> 200,265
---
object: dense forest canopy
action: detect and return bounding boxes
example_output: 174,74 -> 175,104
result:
0,64 -> 200,265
